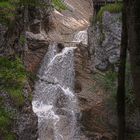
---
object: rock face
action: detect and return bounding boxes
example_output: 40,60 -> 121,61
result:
13,82 -> 38,140
0,1 -> 52,140
48,0 -> 93,42
18,2 -> 52,139
87,10 -> 140,138
88,12 -> 122,71
24,0 -> 52,73
24,32 -> 49,73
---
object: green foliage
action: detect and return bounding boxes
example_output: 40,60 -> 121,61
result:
96,3 -> 123,22
19,34 -> 26,46
0,107 -> 12,135
0,0 -> 67,25
8,88 -> 25,107
128,132 -> 140,140
52,0 -> 67,11
0,57 -> 26,107
0,0 -> 43,24
0,57 -> 26,138
0,0 -> 16,25
0,115 -> 11,129
4,133 -> 16,140
95,71 -> 117,94
95,63 -> 135,110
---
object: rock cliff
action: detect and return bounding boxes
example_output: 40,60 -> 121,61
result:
88,11 -> 122,72
0,0 -> 51,139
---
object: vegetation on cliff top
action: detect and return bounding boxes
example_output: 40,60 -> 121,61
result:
0,0 -> 67,25
52,0 -> 67,11
96,3 -> 123,22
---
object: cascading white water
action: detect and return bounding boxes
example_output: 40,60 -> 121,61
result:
73,30 -> 88,45
32,43 -> 83,140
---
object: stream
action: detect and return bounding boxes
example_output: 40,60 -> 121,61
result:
32,30 -> 88,140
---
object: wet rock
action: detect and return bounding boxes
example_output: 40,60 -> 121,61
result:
58,43 -> 65,53
55,91 -> 69,108
24,32 -> 49,73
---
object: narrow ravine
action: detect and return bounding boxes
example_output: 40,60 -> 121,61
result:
32,0 -> 91,139
31,2 -> 91,138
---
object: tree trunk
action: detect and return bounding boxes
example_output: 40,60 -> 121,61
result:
128,0 -> 140,110
117,0 -> 127,139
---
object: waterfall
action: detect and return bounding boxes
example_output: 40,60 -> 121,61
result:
32,43 -> 83,140
73,30 -> 88,45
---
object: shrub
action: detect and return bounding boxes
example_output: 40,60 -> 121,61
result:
19,34 -> 26,46
96,3 -> 123,22
0,0 -> 67,25
95,71 -> 117,95
0,56 -> 25,138
95,63 -> 136,110
52,0 -> 67,11
8,88 -> 25,107
0,116 -> 11,129
4,133 -> 16,140
0,107 -> 12,134
0,0 -> 16,25
0,57 -> 26,107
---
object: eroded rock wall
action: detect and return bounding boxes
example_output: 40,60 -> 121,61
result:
0,1 -> 52,139
88,12 -> 122,71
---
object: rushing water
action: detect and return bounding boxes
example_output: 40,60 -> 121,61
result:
73,30 -> 88,45
32,27 -> 89,140
32,43 -> 82,140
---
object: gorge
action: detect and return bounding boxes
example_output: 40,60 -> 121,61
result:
0,0 -> 140,140
32,1 -> 91,139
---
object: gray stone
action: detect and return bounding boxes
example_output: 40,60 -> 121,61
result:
88,11 -> 122,71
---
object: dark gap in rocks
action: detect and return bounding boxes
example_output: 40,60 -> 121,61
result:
57,43 -> 65,53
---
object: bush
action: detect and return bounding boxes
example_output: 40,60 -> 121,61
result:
19,34 -> 26,46
96,3 -> 123,22
0,0 -> 16,25
0,56 -> 25,138
0,0 -> 67,25
0,107 -> 12,135
95,71 -> 117,95
52,0 -> 67,11
95,63 -> 136,110
0,56 -> 26,107
0,116 -> 11,129
8,88 -> 25,107
4,133 -> 16,140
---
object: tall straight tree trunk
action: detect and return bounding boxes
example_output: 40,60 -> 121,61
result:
117,0 -> 127,139
128,0 -> 140,109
